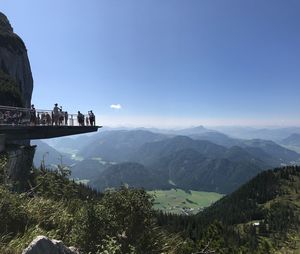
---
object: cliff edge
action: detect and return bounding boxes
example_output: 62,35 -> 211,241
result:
0,12 -> 35,189
0,12 -> 33,107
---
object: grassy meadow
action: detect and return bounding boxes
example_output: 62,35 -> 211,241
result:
148,189 -> 223,215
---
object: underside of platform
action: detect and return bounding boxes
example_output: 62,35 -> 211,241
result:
0,125 -> 101,141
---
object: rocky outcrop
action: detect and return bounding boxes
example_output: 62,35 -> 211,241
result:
0,12 -> 33,107
22,236 -> 80,254
2,144 -> 35,189
0,12 -> 34,183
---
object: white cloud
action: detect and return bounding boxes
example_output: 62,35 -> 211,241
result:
110,104 -> 122,110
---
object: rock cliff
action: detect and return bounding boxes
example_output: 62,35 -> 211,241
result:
0,12 -> 33,107
0,12 -> 34,187
4,144 -> 35,189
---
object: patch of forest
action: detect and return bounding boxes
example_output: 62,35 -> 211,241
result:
157,166 -> 300,253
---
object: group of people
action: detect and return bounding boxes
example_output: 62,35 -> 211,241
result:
0,109 -> 25,125
29,103 -> 96,127
51,103 -> 68,126
0,104 -> 96,127
29,104 -> 65,126
77,110 -> 96,126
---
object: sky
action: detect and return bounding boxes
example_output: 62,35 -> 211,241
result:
1,0 -> 300,128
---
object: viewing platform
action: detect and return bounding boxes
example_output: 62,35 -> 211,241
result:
0,105 -> 101,142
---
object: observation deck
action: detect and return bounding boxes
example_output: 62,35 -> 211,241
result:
0,105 -> 101,142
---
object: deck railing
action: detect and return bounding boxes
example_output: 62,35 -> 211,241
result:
0,105 -> 96,127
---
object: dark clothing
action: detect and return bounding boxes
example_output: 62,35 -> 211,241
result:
64,112 -> 68,125
77,112 -> 84,126
89,112 -> 95,126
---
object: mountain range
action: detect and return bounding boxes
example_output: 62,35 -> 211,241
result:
32,140 -> 75,168
90,134 -> 300,193
35,127 -> 300,194
212,126 -> 300,141
79,130 -> 167,162
280,133 -> 300,154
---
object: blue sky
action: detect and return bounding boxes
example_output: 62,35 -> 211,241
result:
2,0 -> 300,127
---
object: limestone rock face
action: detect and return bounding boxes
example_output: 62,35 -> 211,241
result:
0,12 -> 33,107
4,145 -> 35,188
22,236 -> 81,254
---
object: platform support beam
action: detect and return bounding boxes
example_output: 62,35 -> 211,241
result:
0,134 -> 5,153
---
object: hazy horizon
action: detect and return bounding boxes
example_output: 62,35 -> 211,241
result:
97,115 -> 300,129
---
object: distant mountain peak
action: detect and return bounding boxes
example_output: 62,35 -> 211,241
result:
182,125 -> 206,131
190,125 -> 205,130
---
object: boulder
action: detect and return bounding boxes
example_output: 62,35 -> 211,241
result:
22,236 -> 80,254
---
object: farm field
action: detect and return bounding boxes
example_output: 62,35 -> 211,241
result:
148,189 -> 223,215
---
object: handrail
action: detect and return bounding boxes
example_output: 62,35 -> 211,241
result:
0,105 -> 96,127
0,105 -> 31,111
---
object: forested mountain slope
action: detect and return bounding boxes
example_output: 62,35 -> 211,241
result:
159,166 -> 300,253
79,130 -> 168,162
91,134 -> 300,193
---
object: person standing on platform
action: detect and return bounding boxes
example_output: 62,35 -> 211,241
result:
46,112 -> 51,125
65,111 -> 68,125
77,111 -> 84,126
30,104 -> 36,125
86,116 -> 89,126
53,103 -> 59,126
89,110 -> 95,126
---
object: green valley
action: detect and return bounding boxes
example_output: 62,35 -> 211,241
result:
157,166 -> 300,253
148,189 -> 223,214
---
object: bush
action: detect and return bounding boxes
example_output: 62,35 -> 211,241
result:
0,168 -> 189,254
0,187 -> 28,238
